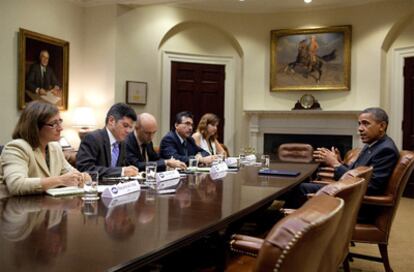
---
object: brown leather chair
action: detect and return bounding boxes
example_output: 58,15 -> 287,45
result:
227,195 -> 344,272
349,150 -> 414,272
278,143 -> 313,163
229,172 -> 371,272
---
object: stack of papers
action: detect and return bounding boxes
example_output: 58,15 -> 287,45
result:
46,186 -> 84,196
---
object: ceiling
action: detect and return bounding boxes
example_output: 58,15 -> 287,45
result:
69,0 -> 393,13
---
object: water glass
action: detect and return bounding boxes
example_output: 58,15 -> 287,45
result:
261,155 -> 270,170
188,156 -> 198,171
82,199 -> 99,215
239,154 -> 247,167
145,162 -> 157,184
82,171 -> 99,201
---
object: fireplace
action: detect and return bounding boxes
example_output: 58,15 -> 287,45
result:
245,110 -> 362,155
264,133 -> 353,157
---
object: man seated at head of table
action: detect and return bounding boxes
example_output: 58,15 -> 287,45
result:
76,103 -> 139,180
125,112 -> 186,171
287,107 -> 399,223
159,111 -> 217,165
0,101 -> 86,196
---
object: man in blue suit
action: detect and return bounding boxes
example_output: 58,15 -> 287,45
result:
160,111 -> 216,165
288,107 -> 399,222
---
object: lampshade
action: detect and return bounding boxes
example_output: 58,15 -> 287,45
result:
72,107 -> 96,129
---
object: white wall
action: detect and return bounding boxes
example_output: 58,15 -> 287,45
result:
1,0 -> 414,152
0,0 -> 84,144
113,1 -> 414,151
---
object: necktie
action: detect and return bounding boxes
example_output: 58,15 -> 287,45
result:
41,66 -> 45,87
111,142 -> 119,167
141,143 -> 147,162
182,140 -> 188,156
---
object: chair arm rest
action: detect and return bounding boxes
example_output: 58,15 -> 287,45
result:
362,194 -> 394,206
230,234 -> 263,257
318,166 -> 335,172
280,208 -> 296,216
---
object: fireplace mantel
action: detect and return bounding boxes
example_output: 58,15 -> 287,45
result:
244,110 -> 362,154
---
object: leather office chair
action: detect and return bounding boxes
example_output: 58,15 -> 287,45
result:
229,172 -> 371,272
278,143 -> 313,163
349,150 -> 414,272
227,195 -> 344,272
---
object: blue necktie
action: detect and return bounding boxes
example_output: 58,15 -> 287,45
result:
182,140 -> 188,156
111,142 -> 119,167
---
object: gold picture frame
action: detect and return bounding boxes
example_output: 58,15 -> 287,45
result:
126,81 -> 147,105
18,28 -> 69,110
270,25 -> 351,92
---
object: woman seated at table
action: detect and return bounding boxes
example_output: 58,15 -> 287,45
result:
0,101 -> 85,196
192,113 -> 226,157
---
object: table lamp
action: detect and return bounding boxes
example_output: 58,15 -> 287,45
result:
72,107 -> 96,140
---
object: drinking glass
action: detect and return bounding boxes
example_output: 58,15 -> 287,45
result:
239,154 -> 246,167
145,162 -> 157,184
82,171 -> 99,201
261,154 -> 270,170
188,156 -> 198,171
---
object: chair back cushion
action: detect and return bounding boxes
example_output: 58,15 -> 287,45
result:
278,143 -> 313,163
315,176 -> 369,271
254,195 -> 344,272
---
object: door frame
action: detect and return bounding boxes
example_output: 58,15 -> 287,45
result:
390,46 -> 414,149
161,51 -> 236,154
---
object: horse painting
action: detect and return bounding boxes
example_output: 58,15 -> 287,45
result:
284,39 -> 336,83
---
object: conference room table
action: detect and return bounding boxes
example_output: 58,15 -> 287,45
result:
0,162 -> 318,272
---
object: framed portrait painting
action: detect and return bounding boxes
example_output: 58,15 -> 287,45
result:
18,28 -> 69,110
126,81 -> 147,105
270,25 -> 351,92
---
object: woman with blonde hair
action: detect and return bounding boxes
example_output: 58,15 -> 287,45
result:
0,101 -> 85,196
192,113 -> 226,156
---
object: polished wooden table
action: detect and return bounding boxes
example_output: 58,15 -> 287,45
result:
0,162 -> 318,272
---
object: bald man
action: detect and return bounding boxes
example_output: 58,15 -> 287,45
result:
125,113 -> 186,171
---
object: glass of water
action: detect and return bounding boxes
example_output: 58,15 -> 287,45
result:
82,171 -> 99,201
145,162 -> 157,184
188,156 -> 198,172
261,154 -> 270,170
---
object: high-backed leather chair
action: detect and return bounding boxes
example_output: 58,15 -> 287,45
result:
349,150 -> 414,272
229,172 -> 371,272
227,195 -> 344,272
278,143 -> 313,163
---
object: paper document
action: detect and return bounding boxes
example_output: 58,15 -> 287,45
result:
46,186 -> 84,196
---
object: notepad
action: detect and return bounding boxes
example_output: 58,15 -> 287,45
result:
46,186 -> 84,196
258,169 -> 300,177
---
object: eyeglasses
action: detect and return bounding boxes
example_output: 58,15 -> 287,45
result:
44,119 -> 63,129
180,121 -> 193,127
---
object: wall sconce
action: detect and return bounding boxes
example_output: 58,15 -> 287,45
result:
72,107 -> 96,140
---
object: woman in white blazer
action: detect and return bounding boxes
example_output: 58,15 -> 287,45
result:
0,101 -> 85,196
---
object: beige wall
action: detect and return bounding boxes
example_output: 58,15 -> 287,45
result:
1,0 -> 414,152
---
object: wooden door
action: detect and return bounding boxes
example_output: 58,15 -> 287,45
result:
170,61 -> 225,141
403,57 -> 414,197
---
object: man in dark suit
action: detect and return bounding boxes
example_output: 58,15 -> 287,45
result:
125,113 -> 186,171
76,103 -> 139,179
289,107 -> 399,222
160,111 -> 216,165
26,50 -> 60,96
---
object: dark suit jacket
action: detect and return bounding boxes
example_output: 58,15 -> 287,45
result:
125,132 -> 166,171
334,135 -> 399,195
76,129 -> 126,178
160,131 -> 209,164
26,63 -> 59,92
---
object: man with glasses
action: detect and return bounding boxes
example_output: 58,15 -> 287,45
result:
160,111 -> 216,165
76,103 -> 139,179
125,113 -> 186,171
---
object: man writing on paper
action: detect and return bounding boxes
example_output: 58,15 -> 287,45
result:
125,113 -> 186,171
76,103 -> 139,179
26,50 -> 61,104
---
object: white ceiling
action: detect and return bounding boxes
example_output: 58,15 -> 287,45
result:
69,0 -> 394,13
